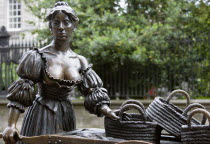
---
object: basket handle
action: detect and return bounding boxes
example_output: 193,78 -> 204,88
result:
182,103 -> 207,125
120,100 -> 145,112
118,104 -> 147,121
187,108 -> 210,128
166,89 -> 190,106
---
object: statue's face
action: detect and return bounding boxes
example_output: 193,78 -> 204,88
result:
51,11 -> 74,41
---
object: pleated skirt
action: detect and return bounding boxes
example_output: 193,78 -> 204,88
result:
18,99 -> 76,144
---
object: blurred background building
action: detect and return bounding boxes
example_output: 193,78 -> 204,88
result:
0,0 -> 44,42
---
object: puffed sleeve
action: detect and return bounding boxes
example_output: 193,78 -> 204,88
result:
7,49 -> 42,113
78,65 -> 111,117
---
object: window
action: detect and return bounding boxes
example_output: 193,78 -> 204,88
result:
8,0 -> 21,30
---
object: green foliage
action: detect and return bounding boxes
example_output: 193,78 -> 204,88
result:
23,0 -> 210,97
1,62 -> 19,90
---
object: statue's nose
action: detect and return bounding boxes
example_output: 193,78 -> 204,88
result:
58,22 -> 64,30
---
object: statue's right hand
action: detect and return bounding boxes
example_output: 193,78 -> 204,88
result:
3,126 -> 20,144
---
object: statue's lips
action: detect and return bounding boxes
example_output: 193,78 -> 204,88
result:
57,34 -> 67,37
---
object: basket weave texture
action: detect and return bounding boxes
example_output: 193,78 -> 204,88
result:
105,100 -> 161,144
145,90 -> 202,140
181,108 -> 210,144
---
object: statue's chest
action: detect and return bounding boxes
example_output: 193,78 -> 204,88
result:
45,54 -> 82,81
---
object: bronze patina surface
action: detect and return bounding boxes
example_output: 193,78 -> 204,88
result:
2,1 -> 118,144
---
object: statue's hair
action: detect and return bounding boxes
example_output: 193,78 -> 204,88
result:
46,1 -> 79,30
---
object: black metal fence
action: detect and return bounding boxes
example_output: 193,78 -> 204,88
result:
0,41 -> 38,95
96,35 -> 210,99
0,36 -> 209,99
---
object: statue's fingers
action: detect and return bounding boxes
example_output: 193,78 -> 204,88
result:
115,115 -> 120,120
113,109 -> 120,113
14,131 -> 21,141
9,134 -> 16,144
2,136 -> 6,143
3,135 -> 10,144
111,113 -> 120,120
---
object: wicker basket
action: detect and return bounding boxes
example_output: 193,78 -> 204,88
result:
181,108 -> 210,144
119,100 -> 148,121
105,102 -> 161,144
145,89 -> 204,140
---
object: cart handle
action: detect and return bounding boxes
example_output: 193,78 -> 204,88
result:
187,108 -> 210,128
120,100 -> 145,112
118,104 -> 147,121
182,103 -> 207,125
166,89 -> 190,106
1,133 -> 152,144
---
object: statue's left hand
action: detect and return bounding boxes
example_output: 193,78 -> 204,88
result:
99,105 -> 120,120
106,110 -> 120,120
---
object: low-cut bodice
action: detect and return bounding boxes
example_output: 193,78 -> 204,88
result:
40,47 -> 83,85
39,46 -> 84,87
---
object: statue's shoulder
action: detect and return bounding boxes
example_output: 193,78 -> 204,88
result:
38,45 -> 59,57
77,55 -> 88,63
39,45 -> 52,52
77,55 -> 89,71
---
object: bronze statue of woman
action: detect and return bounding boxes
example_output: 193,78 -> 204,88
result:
2,1 -> 118,144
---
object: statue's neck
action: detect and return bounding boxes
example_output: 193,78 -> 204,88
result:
51,40 -> 71,52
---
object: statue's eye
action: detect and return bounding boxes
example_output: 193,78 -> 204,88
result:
64,20 -> 71,26
53,21 -> 59,26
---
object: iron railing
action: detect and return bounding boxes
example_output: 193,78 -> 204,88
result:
0,36 -> 209,99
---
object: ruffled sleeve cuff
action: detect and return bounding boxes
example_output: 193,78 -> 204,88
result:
79,65 -> 111,116
7,78 -> 35,109
84,88 -> 110,117
7,101 -> 25,113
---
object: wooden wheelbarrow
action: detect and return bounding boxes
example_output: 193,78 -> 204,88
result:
0,133 -> 152,144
